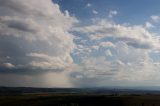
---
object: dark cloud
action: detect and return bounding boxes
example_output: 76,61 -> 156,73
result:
0,0 -> 77,73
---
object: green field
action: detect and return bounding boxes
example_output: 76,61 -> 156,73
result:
0,94 -> 160,106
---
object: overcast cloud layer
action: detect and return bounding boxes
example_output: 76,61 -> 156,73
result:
1,0 -> 160,87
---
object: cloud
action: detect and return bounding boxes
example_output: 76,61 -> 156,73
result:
1,0 -> 160,88
114,42 -> 149,64
74,44 -> 92,56
105,49 -> 113,56
92,10 -> 98,14
27,53 -> 73,70
80,57 -> 118,77
69,56 -> 137,87
91,45 -> 99,50
151,15 -> 160,23
1,63 -> 15,69
70,50 -> 160,87
0,0 -> 80,87
73,19 -> 159,49
108,10 -> 118,18
86,3 -> 91,7
145,22 -> 154,29
70,17 -> 160,87
0,0 -> 78,73
99,41 -> 115,48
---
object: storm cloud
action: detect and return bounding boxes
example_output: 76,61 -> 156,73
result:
0,0 -> 77,73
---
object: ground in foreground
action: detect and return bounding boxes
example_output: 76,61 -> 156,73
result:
0,94 -> 160,106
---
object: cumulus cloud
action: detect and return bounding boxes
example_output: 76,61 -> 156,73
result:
70,17 -> 160,87
105,49 -> 113,57
92,10 -> 98,14
145,22 -> 154,29
73,19 -> 160,49
70,52 -> 160,87
74,44 -> 92,56
1,63 -> 15,69
69,56 -> 131,87
151,15 -> 160,23
86,3 -> 91,7
1,0 -> 160,88
99,41 -> 115,48
108,10 -> 118,18
0,0 -> 78,72
91,45 -> 99,50
27,53 -> 73,70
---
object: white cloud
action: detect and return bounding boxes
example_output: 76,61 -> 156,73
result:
99,41 -> 115,48
92,10 -> 98,14
74,45 -> 92,56
151,15 -> 160,23
115,42 -> 150,64
91,45 -> 99,50
70,18 -> 160,87
74,19 -> 160,49
87,3 -> 91,7
145,22 -> 154,29
108,10 -> 118,18
1,0 -> 160,88
27,53 -> 73,70
70,53 -> 160,87
0,0 -> 78,71
1,63 -> 15,69
105,49 -> 113,57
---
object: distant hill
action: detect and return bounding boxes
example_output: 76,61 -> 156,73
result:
0,86 -> 160,95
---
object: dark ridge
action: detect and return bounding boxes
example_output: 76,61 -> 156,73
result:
0,86 -> 160,95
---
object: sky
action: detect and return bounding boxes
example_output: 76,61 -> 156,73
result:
1,0 -> 160,88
